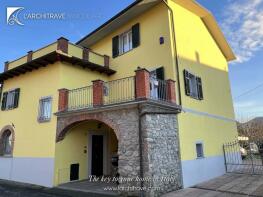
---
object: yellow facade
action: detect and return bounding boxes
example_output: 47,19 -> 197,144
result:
0,0 -> 238,188
0,64 -> 60,158
90,4 -> 175,81
167,0 -> 237,161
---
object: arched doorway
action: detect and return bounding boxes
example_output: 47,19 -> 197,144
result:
54,120 -> 118,185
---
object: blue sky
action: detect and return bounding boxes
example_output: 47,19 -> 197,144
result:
0,0 -> 262,120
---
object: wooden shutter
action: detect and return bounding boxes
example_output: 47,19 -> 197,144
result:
112,36 -> 119,58
197,77 -> 203,100
156,67 -> 164,80
183,70 -> 190,96
14,88 -> 20,108
1,92 -> 7,111
132,23 -> 140,48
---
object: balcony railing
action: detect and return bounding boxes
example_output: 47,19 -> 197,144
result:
150,77 -> 169,102
4,37 -> 110,72
68,86 -> 93,110
58,68 -> 177,112
103,77 -> 135,105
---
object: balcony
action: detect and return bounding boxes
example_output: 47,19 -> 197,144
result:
57,68 -> 177,113
0,37 -> 115,81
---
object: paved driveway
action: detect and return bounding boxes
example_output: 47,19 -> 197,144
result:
0,180 -> 68,197
1,173 -> 263,197
163,173 -> 263,197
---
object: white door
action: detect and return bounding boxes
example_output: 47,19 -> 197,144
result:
150,70 -> 159,99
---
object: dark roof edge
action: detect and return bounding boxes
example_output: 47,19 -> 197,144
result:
75,0 -> 143,45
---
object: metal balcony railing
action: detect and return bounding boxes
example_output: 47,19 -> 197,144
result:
103,77 -> 135,105
68,85 -> 93,110
150,77 -> 169,102
59,69 -> 177,112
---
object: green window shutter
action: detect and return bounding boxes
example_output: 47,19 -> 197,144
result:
197,77 -> 203,100
1,92 -> 7,111
112,36 -> 119,58
156,67 -> 165,80
132,23 -> 140,48
183,70 -> 190,96
14,88 -> 20,108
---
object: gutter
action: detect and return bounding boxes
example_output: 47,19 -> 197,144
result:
161,0 -> 182,106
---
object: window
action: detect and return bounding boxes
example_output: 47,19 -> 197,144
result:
119,30 -> 133,54
184,70 -> 203,100
38,97 -> 52,122
112,23 -> 140,58
0,130 -> 13,156
189,73 -> 198,98
196,143 -> 204,158
1,88 -> 20,111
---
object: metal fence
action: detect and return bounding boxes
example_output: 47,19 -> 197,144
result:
150,77 -> 168,101
68,85 -> 93,110
223,140 -> 263,174
103,77 -> 135,105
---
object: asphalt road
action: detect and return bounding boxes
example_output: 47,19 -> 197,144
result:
0,183 -> 67,197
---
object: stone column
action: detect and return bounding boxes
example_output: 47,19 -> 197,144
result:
57,37 -> 68,54
166,79 -> 176,103
140,105 -> 182,197
58,88 -> 69,112
135,68 -> 150,100
92,80 -> 104,107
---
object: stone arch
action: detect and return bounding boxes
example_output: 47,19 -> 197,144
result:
56,113 -> 121,142
0,125 -> 15,156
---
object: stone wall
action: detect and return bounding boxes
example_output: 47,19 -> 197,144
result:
56,105 -> 141,196
56,101 -> 182,197
141,113 -> 182,197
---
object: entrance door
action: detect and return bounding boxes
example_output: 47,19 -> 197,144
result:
91,135 -> 104,176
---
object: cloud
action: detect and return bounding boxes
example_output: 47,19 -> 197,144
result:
221,0 -> 263,63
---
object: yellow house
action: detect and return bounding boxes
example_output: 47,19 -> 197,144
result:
0,0 -> 237,196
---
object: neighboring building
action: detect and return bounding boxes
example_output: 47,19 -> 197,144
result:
0,0 -> 237,196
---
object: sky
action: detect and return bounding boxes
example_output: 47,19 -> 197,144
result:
0,0 -> 262,120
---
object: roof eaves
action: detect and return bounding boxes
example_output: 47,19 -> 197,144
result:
76,0 -> 143,45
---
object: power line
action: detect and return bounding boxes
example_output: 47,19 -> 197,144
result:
234,82 -> 263,100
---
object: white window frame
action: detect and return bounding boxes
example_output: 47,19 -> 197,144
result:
119,30 -> 133,55
6,90 -> 16,109
189,73 -> 198,99
196,141 -> 204,159
38,96 -> 52,123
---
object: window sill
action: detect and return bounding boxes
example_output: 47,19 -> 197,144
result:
38,118 -> 51,123
114,48 -> 134,58
188,95 -> 202,101
196,157 -> 205,160
2,108 -> 17,111
0,155 -> 13,158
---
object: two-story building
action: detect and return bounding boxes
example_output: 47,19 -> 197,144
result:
0,0 -> 238,196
